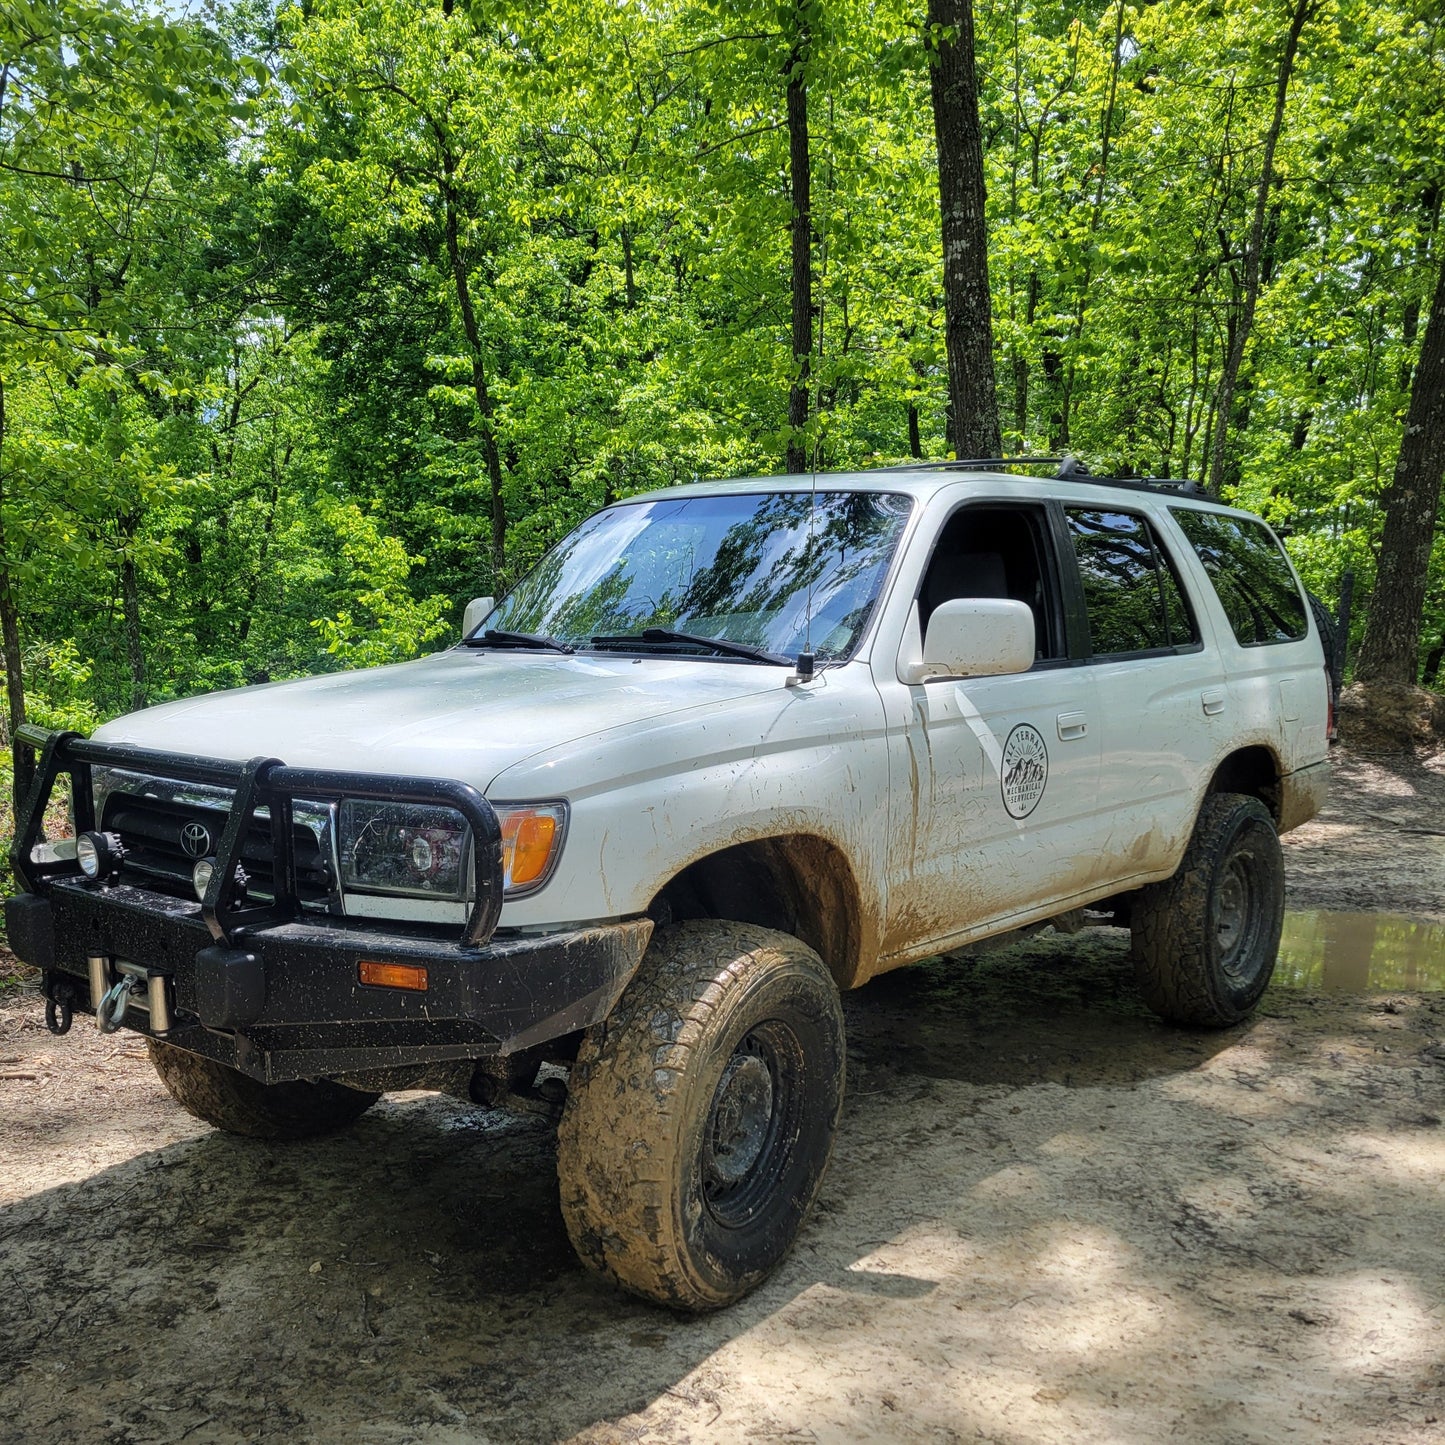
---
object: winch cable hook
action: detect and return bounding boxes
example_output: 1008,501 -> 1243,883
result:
96,975 -> 139,1034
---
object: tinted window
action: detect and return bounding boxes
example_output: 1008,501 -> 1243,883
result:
1170,509 -> 1307,646
487,491 -> 912,662
1066,509 -> 1197,656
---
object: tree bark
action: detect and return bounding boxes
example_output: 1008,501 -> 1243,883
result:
440,157 -> 507,582
785,15 -> 813,475
1206,0 -> 1312,497
1061,0 -> 1126,438
120,555 -> 146,711
116,510 -> 147,712
0,374 -> 31,809
621,226 -> 638,310
1422,639 -> 1443,689
926,0 -> 1001,460
1354,254 -> 1445,684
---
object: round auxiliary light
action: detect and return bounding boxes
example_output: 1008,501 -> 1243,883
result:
410,834 -> 435,874
76,830 -> 123,880
76,834 -> 102,879
192,858 -> 215,902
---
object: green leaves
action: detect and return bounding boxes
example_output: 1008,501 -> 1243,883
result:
6,0 -> 1445,741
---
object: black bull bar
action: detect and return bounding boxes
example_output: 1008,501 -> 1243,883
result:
6,725 -> 651,1082
9,723 -> 505,946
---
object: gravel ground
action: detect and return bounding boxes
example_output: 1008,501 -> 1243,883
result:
0,747 -> 1441,1445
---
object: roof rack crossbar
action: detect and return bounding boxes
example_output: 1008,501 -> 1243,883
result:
877,455 -> 1214,497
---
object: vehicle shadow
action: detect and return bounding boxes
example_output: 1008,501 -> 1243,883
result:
0,932 -> 1440,1445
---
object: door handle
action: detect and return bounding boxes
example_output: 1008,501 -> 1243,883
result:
1057,712 -> 1088,741
1201,689 -> 1226,716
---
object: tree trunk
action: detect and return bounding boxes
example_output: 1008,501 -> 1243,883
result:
1206,0 -> 1312,496
1354,254 -> 1445,684
119,522 -> 147,712
621,226 -> 638,310
926,0 -> 1001,460
785,17 -> 813,475
1061,0 -> 1126,438
1042,347 -> 1066,450
1421,639 -> 1443,689
907,402 -> 923,459
1399,186 -> 1440,392
440,160 -> 507,582
0,374 -> 31,809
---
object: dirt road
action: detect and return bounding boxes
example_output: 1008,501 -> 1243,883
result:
1,749 -> 1442,1445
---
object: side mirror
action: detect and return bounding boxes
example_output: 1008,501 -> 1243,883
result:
462,596 -> 495,638
902,598 -> 1035,683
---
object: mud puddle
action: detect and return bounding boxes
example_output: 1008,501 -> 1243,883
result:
1274,908 -> 1445,991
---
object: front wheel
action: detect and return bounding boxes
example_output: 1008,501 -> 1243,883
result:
557,920 -> 846,1311
1131,792 -> 1285,1027
147,1040 -> 381,1140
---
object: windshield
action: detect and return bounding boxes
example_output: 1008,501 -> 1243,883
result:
481,490 -> 913,661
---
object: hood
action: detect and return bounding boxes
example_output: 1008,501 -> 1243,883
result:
92,649 -> 782,793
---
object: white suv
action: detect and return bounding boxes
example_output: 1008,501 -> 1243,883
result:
7,462 -> 1330,1310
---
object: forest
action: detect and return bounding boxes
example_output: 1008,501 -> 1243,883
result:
3,0 -> 1444,810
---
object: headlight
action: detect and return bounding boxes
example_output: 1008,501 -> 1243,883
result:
328,799 -> 569,902
339,801 -> 469,898
495,803 -> 567,896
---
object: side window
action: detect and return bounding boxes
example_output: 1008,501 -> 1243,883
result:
917,504 -> 1066,661
1170,508 -> 1308,646
1065,508 -> 1199,657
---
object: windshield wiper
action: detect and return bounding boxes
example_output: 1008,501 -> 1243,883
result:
462,629 -> 575,653
592,627 -> 792,666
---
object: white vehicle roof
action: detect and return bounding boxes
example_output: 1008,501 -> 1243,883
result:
626,466 -> 1262,520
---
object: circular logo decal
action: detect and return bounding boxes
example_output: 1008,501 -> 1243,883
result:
180,821 -> 213,858
1001,723 -> 1049,819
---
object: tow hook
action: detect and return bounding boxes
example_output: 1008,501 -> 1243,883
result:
96,974 -> 142,1034
87,956 -> 175,1036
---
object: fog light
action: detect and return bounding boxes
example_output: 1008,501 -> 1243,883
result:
192,858 -> 215,901
76,830 -> 124,880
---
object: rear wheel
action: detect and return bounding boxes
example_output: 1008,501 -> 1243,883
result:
1131,792 -> 1285,1027
147,1040 -> 380,1140
557,920 -> 845,1311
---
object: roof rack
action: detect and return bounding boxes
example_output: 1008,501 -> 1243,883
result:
880,454 -> 1213,497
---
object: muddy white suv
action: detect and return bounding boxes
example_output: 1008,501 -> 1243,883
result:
7,461 -> 1329,1310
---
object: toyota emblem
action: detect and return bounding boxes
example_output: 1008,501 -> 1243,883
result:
180,821 -> 212,858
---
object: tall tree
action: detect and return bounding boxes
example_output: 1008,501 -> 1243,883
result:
1205,0 -> 1313,496
0,0 -> 245,803
785,2 -> 814,474
1354,251 -> 1445,684
925,0 -> 1001,458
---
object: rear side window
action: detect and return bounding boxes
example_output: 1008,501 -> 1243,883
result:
1064,509 -> 1198,656
1170,509 -> 1307,646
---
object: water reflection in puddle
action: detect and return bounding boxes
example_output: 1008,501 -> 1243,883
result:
1274,910 -> 1445,991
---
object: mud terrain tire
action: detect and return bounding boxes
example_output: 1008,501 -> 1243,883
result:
557,920 -> 845,1311
147,1040 -> 381,1140
1131,792 -> 1285,1027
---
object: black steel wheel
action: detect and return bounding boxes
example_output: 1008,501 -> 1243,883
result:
557,920 -> 845,1311
1131,792 -> 1286,1027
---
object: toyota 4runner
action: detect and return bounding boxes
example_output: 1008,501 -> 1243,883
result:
6,461 -> 1330,1310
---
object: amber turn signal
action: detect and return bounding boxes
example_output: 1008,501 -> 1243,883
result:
358,960 -> 429,991
500,810 -> 559,889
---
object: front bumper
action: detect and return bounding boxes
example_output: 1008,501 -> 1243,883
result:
7,883 -> 652,1084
